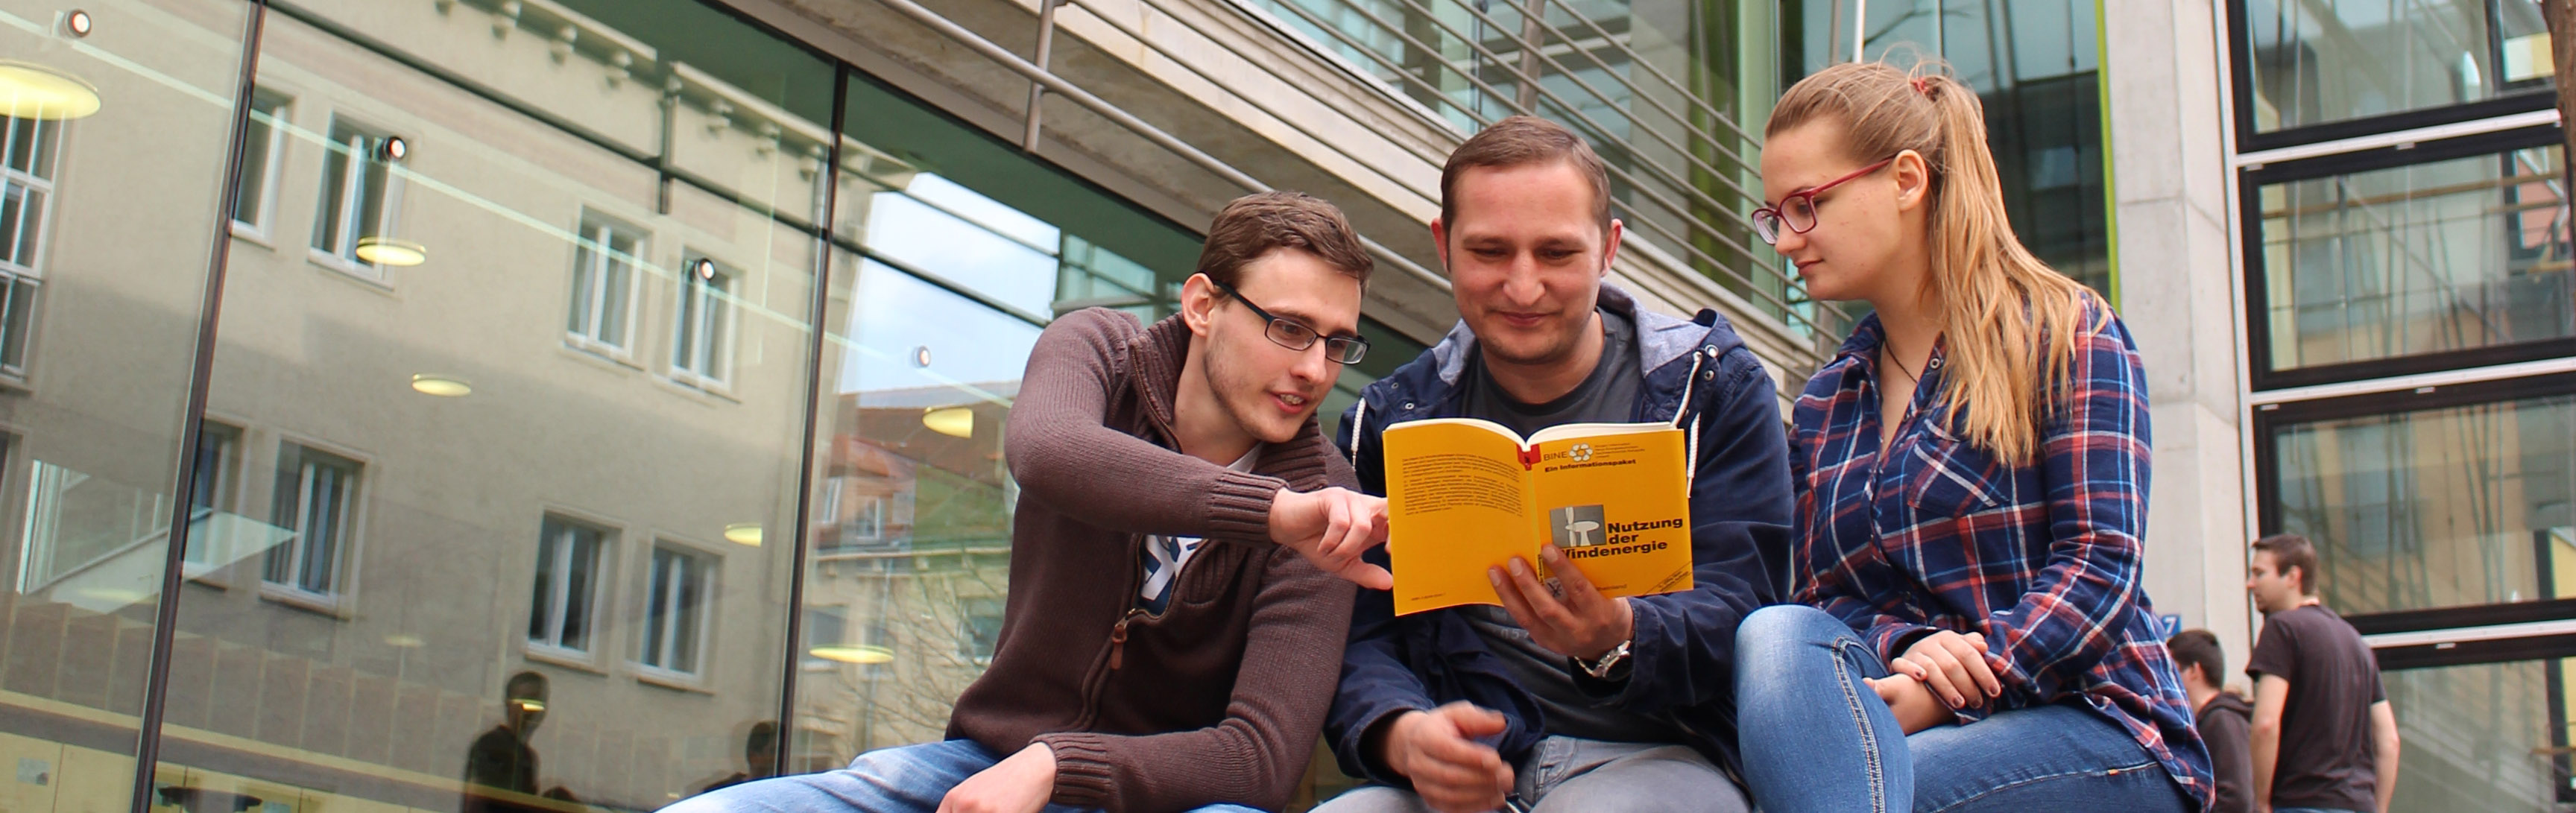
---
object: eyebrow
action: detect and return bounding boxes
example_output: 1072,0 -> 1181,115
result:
1265,306 -> 1360,338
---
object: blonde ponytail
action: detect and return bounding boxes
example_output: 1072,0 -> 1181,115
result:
1767,61 -> 2100,466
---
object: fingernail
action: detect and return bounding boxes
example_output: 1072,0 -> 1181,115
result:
1509,558 -> 1529,576
1487,568 -> 1503,587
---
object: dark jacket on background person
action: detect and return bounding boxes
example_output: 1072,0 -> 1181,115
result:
2198,692 -> 2254,813
944,309 -> 1359,813
1325,284 -> 1794,783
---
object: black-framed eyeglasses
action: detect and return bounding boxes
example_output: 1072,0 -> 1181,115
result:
1208,278 -> 1369,364
1750,156 -> 1897,244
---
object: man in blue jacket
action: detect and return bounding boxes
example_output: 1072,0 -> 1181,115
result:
1318,116 -> 1793,813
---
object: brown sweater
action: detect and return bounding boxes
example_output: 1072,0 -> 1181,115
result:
947,309 -> 1358,812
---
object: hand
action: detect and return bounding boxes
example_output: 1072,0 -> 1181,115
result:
1381,703 -> 1514,813
1267,487 -> 1395,589
1490,545 -> 1635,662
1862,671 -> 1956,734
936,742 -> 1056,813
1895,630 -> 2002,710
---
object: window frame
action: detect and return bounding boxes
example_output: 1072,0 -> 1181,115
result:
526,513 -> 613,660
565,212 -> 646,357
307,114 -> 406,283
2240,124 -> 2576,390
230,90 -> 293,241
182,420 -> 245,575
0,117 -> 61,383
260,440 -> 367,608
2225,0 -> 2561,153
2253,370 -> 2576,633
636,540 -> 715,680
669,253 -> 736,390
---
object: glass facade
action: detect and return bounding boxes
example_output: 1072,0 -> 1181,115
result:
2254,143 -> 2574,376
0,0 -> 1426,810
2233,0 -> 2576,808
2241,0 -> 2551,136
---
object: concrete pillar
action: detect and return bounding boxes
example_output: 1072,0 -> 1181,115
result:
2103,0 -> 2255,686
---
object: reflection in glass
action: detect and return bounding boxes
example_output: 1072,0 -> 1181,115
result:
2243,0 -> 2550,133
2270,393 -> 2576,615
2383,658 -> 2574,811
2258,147 -> 2573,373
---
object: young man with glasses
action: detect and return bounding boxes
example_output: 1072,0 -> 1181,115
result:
1317,116 -> 1792,813
666,192 -> 1389,813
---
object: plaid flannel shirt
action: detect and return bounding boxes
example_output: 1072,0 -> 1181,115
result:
1787,306 -> 2212,807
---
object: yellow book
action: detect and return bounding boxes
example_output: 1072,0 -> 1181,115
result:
1381,417 -> 1693,616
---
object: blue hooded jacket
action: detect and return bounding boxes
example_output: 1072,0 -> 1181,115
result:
1327,284 -> 1796,785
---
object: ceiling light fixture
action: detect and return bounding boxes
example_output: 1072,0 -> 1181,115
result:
356,237 -> 426,266
808,645 -> 894,665
724,522 -> 763,545
410,374 -> 471,396
0,61 -> 101,120
923,407 -> 973,439
63,10 -> 92,38
377,136 -> 408,162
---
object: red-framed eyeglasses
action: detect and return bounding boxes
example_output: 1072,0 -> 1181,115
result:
1751,156 -> 1897,245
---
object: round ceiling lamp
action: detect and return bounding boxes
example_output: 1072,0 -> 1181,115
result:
0,61 -> 101,120
356,237 -> 427,267
809,645 -> 894,665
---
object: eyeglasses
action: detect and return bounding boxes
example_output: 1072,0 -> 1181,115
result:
1208,278 -> 1370,364
1750,156 -> 1897,244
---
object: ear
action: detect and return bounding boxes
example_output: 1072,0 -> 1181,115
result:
1892,149 -> 1933,213
1180,273 -> 1220,338
1598,218 -> 1623,278
1430,217 -> 1453,271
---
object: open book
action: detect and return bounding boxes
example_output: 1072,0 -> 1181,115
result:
1381,418 -> 1693,615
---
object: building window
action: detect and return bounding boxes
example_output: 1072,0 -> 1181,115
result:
639,544 -> 710,677
264,443 -> 361,599
2247,138 -> 2573,387
528,515 -> 607,655
566,215 -> 643,353
2257,377 -> 2576,619
0,117 -> 59,379
183,423 -> 243,568
230,91 -> 291,238
671,255 -> 733,387
2237,0 -> 2551,139
847,494 -> 885,542
310,117 -> 402,276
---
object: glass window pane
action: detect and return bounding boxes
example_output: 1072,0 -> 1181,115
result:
2258,146 -> 2573,373
231,99 -> 278,227
2383,658 -> 2575,811
2267,392 -> 2576,615
2242,0 -> 2550,133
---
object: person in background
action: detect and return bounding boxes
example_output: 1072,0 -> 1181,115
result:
2169,629 -> 2252,813
1728,60 -> 2212,812
2244,534 -> 2400,813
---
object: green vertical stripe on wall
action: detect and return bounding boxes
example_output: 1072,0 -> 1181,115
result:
2094,0 -> 2120,307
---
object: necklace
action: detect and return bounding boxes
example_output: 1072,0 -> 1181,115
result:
1881,339 -> 1921,387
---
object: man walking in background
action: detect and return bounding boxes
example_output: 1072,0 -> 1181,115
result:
2244,534 -> 2402,813
2169,629 -> 2251,813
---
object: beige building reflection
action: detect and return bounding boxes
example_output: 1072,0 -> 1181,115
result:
0,0 -> 1105,810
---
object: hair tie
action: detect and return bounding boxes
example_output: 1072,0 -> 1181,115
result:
1910,77 -> 1936,98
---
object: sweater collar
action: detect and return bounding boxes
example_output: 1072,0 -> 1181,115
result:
1124,313 -> 1333,491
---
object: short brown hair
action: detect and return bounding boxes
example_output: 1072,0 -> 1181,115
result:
1439,116 -> 1613,234
2165,629 -> 2224,685
2253,534 -> 2320,595
1196,192 -> 1372,293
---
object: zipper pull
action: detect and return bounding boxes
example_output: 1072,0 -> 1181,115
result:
1108,612 -> 1137,671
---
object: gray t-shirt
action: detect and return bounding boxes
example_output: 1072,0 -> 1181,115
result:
1454,309 -> 1686,744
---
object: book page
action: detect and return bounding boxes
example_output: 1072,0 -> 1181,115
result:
1383,420 -> 1538,614
1527,426 -> 1693,599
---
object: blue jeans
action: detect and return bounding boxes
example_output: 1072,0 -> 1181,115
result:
1732,605 -> 2193,813
1315,736 -> 1750,813
657,739 -> 1266,813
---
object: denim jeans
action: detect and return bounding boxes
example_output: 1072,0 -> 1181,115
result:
1313,735 -> 1750,813
656,739 -> 1266,813
1732,605 -> 2194,813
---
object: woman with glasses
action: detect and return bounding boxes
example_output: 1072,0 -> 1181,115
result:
1729,61 -> 2212,813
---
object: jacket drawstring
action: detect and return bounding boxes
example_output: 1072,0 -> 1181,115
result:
1676,351 -> 1706,487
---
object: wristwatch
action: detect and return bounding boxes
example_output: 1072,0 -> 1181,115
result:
1575,639 -> 1632,680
